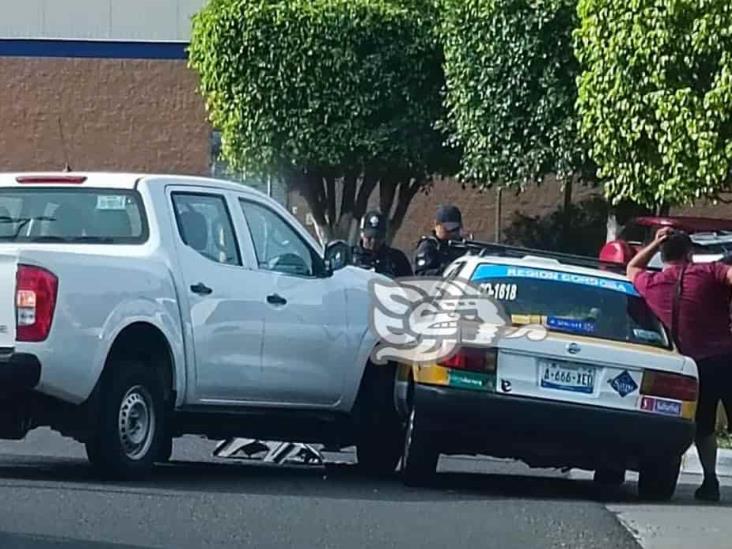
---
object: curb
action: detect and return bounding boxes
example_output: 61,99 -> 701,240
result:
681,446 -> 732,477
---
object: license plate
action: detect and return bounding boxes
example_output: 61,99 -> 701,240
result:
540,360 -> 596,394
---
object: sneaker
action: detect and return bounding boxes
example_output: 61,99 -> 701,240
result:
694,478 -> 721,502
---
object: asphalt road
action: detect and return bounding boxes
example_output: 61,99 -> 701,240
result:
0,429 -> 644,548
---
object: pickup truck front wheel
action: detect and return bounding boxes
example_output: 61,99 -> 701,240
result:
401,405 -> 439,487
85,361 -> 165,480
354,363 -> 403,476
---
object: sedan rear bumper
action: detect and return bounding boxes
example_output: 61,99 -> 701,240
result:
415,383 -> 695,470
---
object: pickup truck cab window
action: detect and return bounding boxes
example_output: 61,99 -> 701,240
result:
172,192 -> 241,266
239,199 -> 322,277
0,188 -> 147,243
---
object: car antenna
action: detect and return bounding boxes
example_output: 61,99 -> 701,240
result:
57,117 -> 72,172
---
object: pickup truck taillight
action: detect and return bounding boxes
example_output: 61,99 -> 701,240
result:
16,265 -> 58,342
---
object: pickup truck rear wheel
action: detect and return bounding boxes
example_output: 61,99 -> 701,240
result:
354,364 -> 403,476
85,361 -> 165,480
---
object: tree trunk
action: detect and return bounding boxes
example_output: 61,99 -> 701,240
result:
312,221 -> 333,247
606,209 -> 619,242
325,175 -> 336,227
335,173 -> 358,242
560,179 -> 573,251
495,186 -> 503,242
297,171 -> 331,246
289,169 -> 419,247
347,217 -> 359,245
351,173 -> 379,244
379,178 -> 398,218
388,179 -> 422,246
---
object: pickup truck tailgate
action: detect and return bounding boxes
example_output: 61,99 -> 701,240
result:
0,254 -> 16,347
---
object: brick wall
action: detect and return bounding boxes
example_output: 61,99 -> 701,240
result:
288,177 -> 732,255
1,55 -> 729,252
0,57 -> 210,174
287,179 -> 602,253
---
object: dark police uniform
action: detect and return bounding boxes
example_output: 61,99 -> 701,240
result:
413,232 -> 466,276
352,244 -> 413,277
413,204 -> 466,276
351,210 -> 413,278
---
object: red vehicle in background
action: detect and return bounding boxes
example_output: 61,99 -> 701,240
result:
600,216 -> 732,268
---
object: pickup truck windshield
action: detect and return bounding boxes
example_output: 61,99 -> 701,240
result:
0,188 -> 147,243
470,263 -> 670,349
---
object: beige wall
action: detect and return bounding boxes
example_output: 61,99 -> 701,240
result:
0,0 -> 206,41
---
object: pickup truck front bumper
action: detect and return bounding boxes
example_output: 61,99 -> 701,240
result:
0,351 -> 41,394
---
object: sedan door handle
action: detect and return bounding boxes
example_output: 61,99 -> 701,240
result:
190,282 -> 213,296
266,293 -> 287,306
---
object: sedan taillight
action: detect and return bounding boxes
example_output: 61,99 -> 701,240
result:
438,347 -> 498,373
641,370 -> 698,402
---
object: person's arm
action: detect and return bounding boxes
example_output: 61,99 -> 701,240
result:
713,261 -> 732,287
414,239 -> 440,276
626,227 -> 672,283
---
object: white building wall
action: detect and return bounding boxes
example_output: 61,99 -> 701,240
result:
0,0 -> 207,41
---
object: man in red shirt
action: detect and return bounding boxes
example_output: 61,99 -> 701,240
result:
627,227 -> 732,501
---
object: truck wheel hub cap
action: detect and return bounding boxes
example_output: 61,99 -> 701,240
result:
119,386 -> 155,460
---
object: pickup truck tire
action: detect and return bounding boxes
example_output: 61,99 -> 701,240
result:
85,360 -> 165,480
638,456 -> 682,501
354,363 -> 403,476
401,405 -> 439,487
156,435 -> 173,464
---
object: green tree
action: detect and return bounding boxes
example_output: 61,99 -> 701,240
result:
575,0 -> 732,210
189,0 -> 454,245
439,0 -> 590,225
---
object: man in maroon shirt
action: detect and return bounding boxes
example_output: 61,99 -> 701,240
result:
627,227 -> 732,501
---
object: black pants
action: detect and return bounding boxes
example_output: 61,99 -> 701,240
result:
696,353 -> 732,437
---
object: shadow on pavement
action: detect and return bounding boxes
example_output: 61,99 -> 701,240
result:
0,532 -> 146,549
0,454 -> 729,508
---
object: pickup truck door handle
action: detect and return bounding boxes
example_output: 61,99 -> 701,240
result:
266,293 -> 287,306
190,283 -> 213,296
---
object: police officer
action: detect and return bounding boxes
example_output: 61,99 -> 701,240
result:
351,210 -> 412,277
414,204 -> 466,276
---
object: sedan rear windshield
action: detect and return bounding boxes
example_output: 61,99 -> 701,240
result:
0,188 -> 147,244
470,263 -> 670,349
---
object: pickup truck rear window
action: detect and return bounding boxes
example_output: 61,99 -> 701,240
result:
470,263 -> 671,349
0,188 -> 147,243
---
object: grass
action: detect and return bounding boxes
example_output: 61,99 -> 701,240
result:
718,432 -> 732,449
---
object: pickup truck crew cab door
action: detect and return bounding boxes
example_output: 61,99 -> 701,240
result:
237,198 -> 350,405
168,188 -> 266,403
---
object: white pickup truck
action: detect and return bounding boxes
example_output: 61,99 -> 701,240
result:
0,172 -> 403,479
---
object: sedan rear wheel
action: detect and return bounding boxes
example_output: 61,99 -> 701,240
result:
638,456 -> 682,501
593,467 -> 626,487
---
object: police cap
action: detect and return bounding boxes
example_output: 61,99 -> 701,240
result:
361,210 -> 387,238
435,204 -> 462,231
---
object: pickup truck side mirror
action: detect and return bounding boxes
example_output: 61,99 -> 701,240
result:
324,240 -> 352,274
